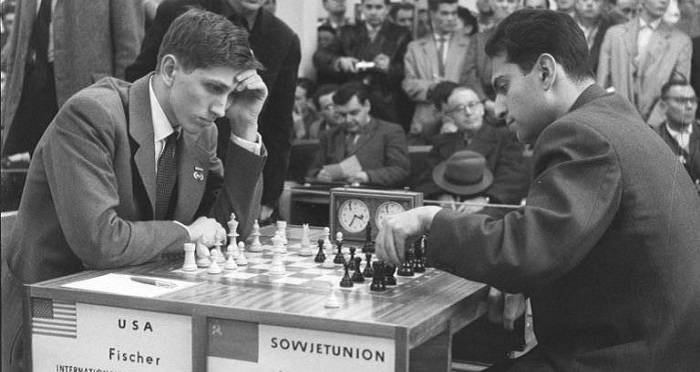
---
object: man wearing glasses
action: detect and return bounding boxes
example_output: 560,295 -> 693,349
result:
413,81 -> 530,206
655,79 -> 700,191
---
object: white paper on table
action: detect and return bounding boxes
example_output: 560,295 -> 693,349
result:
62,273 -> 199,298
338,155 -> 362,176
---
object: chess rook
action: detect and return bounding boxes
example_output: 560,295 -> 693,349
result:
182,243 -> 197,271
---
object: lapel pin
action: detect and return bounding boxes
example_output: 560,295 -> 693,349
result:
193,166 -> 205,182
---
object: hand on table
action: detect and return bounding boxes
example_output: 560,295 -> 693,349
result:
375,206 -> 442,266
487,287 -> 527,331
346,171 -> 368,184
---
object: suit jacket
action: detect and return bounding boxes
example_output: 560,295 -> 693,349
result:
314,21 -> 411,125
307,118 -> 410,187
1,0 -> 143,150
402,32 -> 471,138
586,15 -> 618,75
428,85 -> 700,370
654,120 -> 700,185
596,18 -> 692,120
125,0 -> 300,208
413,125 -> 530,205
459,29 -> 493,101
5,75 -> 265,285
692,37 -> 700,115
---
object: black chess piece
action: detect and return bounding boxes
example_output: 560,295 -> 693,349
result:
369,261 -> 386,291
348,247 -> 357,270
362,253 -> 374,278
384,264 -> 397,285
362,225 -> 374,253
314,238 -> 326,263
340,262 -> 354,287
413,237 -> 426,273
333,238 -> 345,264
397,245 -> 415,277
351,257 -> 364,283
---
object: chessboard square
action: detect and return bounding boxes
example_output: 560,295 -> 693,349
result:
291,273 -> 320,280
300,268 -> 328,275
270,277 -> 308,285
316,276 -> 340,285
288,261 -> 317,268
249,264 -> 269,270
262,271 -> 294,277
223,272 -> 260,280
282,255 -> 306,262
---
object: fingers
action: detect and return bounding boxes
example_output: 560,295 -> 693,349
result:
487,287 -> 505,325
233,70 -> 268,95
503,293 -> 527,331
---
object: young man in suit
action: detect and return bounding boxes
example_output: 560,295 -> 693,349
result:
125,0 -> 300,225
597,0 -> 692,126
307,82 -> 410,188
377,10 -> 700,371
402,0 -> 472,142
654,79 -> 700,190
1,10 -> 267,371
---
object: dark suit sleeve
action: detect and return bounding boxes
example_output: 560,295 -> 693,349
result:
42,94 -> 189,269
385,29 -> 410,87
259,32 -> 300,207
306,131 -> 330,178
487,131 -> 531,205
124,0 -> 187,82
365,125 -> 410,187
427,121 -> 622,293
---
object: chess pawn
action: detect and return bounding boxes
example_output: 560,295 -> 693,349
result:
322,227 -> 332,251
212,241 -> 226,264
348,246 -> 357,270
271,234 -> 284,254
384,264 -> 397,286
268,248 -> 286,275
182,243 -> 197,271
207,256 -> 222,274
249,220 -> 263,252
333,232 -> 345,264
351,257 -> 365,283
362,253 -> 374,278
322,241 -> 336,269
339,262 -> 354,288
236,242 -> 248,265
314,238 -> 326,263
276,220 -> 288,246
224,249 -> 238,270
300,223 -> 311,246
324,287 -> 341,308
275,230 -> 287,253
196,241 -> 211,268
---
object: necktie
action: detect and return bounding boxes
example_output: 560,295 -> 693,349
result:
437,35 -> 446,78
155,132 -> 178,220
30,0 -> 51,82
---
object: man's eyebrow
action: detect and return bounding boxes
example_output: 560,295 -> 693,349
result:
203,79 -> 232,91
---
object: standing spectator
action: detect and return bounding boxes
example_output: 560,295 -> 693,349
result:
1,0 -> 143,157
556,0 -> 576,16
403,0 -> 471,141
609,0 -> 640,21
1,1 -> 15,49
125,0 -> 301,224
456,6 -> 479,35
654,79 -> 700,189
320,0 -> 349,32
476,0 -> 497,32
309,83 -> 342,139
390,2 -> 415,31
597,0 -> 691,126
692,36 -> 700,113
263,0 -> 275,14
314,0 -> 412,128
675,0 -> 700,37
314,24 -> 344,86
292,77 -> 319,140
524,0 -> 550,9
460,0 -> 521,123
574,0 -> 618,73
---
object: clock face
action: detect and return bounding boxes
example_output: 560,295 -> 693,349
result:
338,199 -> 370,233
375,201 -> 406,228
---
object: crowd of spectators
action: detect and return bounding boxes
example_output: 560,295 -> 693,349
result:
1,0 -> 699,216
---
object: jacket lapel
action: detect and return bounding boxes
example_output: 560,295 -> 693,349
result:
419,38 -> 438,77
445,33 -> 470,79
640,22 -> 671,72
128,75 -> 157,215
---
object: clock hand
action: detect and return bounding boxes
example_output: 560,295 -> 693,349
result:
349,215 -> 358,227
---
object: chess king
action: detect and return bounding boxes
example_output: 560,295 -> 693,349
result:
2,9 -> 268,371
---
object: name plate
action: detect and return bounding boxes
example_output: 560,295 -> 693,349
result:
207,318 -> 395,372
32,300 -> 191,371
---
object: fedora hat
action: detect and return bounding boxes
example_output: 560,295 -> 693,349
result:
432,150 -> 493,196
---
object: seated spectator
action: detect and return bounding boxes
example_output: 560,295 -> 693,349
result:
609,0 -> 640,22
675,0 -> 700,37
390,2 -> 415,31
574,0 -> 619,74
307,82 -> 410,187
413,82 -> 530,205
654,79 -> 700,191
524,0 -> 550,9
293,77 -> 319,139
432,150 -> 493,214
309,83 -> 342,139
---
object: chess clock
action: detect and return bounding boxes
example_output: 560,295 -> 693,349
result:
329,187 -> 423,243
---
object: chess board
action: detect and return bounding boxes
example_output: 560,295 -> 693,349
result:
171,240 -> 436,297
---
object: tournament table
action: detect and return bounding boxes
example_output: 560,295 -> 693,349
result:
26,225 -> 488,372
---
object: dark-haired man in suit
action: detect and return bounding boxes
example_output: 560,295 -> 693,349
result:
377,10 -> 700,371
125,0 -> 300,224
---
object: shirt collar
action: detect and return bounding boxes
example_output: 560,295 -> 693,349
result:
434,32 -> 452,41
149,77 -> 178,143
639,17 -> 662,30
666,121 -> 693,136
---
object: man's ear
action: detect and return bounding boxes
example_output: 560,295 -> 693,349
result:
535,53 -> 557,90
159,54 -> 178,87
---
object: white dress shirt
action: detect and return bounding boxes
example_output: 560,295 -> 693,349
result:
665,122 -> 693,154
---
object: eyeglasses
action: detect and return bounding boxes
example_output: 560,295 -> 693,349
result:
664,96 -> 699,105
446,101 -> 483,114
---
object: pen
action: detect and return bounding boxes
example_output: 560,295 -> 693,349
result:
130,276 -> 176,288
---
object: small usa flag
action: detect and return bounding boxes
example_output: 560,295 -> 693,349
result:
32,298 -> 77,339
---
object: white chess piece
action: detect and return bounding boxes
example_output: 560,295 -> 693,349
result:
249,219 -> 263,252
196,240 -> 211,268
322,241 -> 335,269
224,244 -> 238,270
276,220 -> 288,246
236,241 -> 248,265
299,224 -> 314,256
207,256 -> 222,274
268,235 -> 286,275
212,240 -> 226,264
323,227 -> 332,251
182,243 -> 197,271
324,286 -> 341,308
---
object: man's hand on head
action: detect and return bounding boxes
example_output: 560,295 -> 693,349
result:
226,70 -> 268,142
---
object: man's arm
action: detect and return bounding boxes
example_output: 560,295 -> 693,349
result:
109,0 -> 144,79
672,34 -> 692,83
487,131 -> 531,205
364,125 -> 411,187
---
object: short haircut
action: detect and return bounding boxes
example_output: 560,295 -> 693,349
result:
457,6 -> 479,35
333,82 -> 370,105
429,0 -> 459,11
429,81 -> 461,111
296,77 -> 317,99
317,24 -> 337,35
313,83 -> 340,109
157,9 -> 263,73
363,0 -> 391,5
390,2 -> 415,18
1,1 -> 15,16
661,77 -> 694,98
485,9 -> 593,81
